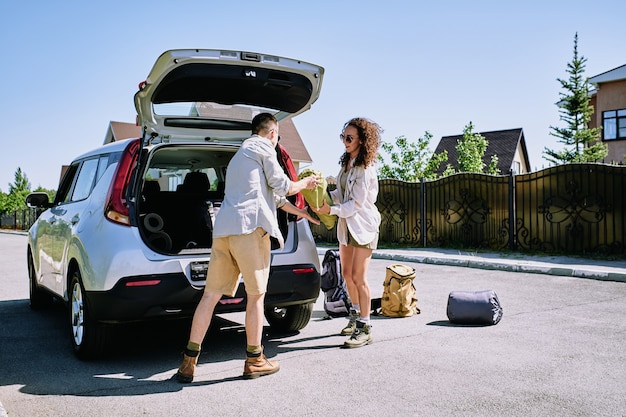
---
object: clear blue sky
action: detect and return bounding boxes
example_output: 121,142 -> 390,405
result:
2,0 -> 625,191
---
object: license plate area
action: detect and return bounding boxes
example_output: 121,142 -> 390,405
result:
190,261 -> 208,281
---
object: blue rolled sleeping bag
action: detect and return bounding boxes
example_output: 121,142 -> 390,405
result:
446,289 -> 503,325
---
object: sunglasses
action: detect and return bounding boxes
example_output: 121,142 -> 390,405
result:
340,133 -> 357,144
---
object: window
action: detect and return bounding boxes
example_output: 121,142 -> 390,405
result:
57,164 -> 80,204
70,158 -> 100,202
95,154 -> 118,182
603,109 -> 626,140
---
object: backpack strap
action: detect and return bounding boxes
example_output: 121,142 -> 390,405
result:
370,297 -> 383,316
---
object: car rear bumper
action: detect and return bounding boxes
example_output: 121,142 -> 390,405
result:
86,264 -> 320,323
265,263 -> 321,306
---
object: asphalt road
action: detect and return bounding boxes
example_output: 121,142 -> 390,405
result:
1,232 -> 626,417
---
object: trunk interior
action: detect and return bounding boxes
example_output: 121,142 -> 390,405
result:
136,143 -> 297,254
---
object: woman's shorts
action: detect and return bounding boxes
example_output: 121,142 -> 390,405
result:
347,229 -> 378,250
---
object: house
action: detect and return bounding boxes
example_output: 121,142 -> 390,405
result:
103,118 -> 313,171
588,64 -> 626,164
432,128 -> 531,175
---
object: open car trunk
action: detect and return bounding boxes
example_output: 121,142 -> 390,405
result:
135,144 -> 232,254
135,142 -> 303,254
130,49 -> 321,255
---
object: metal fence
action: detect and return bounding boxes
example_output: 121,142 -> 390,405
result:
7,164 -> 626,257
311,163 -> 626,257
0,209 -> 40,232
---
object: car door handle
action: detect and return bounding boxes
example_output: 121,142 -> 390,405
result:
71,215 -> 80,225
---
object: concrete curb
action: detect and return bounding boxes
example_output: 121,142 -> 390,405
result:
7,230 -> 625,281
0,229 -> 28,236
318,248 -> 626,283
0,400 -> 6,417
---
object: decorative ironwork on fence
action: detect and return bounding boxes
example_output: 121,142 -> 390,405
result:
8,164 -> 625,256
0,209 -> 40,232
310,163 -> 626,256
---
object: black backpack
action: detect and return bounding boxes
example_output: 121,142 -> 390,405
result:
320,250 -> 350,317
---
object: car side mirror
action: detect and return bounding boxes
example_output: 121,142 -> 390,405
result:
26,192 -> 52,209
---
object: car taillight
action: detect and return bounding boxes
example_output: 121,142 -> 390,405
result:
218,298 -> 245,305
293,267 -> 315,274
125,279 -> 161,287
105,139 -> 140,226
275,143 -> 305,210
295,192 -> 305,210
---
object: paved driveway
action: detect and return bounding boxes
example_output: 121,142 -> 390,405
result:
1,232 -> 626,416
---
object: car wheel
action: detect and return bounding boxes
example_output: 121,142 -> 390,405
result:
69,270 -> 110,360
264,303 -> 313,332
28,250 -> 53,309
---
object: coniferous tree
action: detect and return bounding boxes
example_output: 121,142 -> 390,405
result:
1,167 -> 32,213
9,167 -> 31,194
544,33 -> 607,164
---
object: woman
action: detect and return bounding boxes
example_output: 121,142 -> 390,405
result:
315,117 -> 382,348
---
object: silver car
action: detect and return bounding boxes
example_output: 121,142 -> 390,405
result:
26,49 -> 325,359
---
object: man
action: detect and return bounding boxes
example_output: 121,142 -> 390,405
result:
175,113 -> 320,382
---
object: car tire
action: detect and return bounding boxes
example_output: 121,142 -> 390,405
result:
264,303 -> 313,332
69,270 -> 110,360
28,249 -> 53,309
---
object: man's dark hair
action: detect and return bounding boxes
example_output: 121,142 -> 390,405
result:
251,112 -> 277,135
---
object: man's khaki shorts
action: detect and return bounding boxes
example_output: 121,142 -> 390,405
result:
204,227 -> 271,296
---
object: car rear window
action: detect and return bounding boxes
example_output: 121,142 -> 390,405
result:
57,152 -> 121,204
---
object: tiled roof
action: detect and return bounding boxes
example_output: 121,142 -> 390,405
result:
433,128 -> 530,174
278,118 -> 311,163
108,121 -> 141,142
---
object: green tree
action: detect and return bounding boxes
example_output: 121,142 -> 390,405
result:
1,167 -> 32,213
446,122 -> 500,175
0,191 -> 7,214
9,167 -> 31,194
33,186 -> 56,202
377,132 -> 448,181
544,33 -> 607,164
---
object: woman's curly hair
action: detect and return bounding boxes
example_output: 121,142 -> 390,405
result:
340,117 -> 383,169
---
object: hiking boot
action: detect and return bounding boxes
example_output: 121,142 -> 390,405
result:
175,353 -> 199,383
340,315 -> 357,336
243,354 -> 280,379
343,322 -> 372,348
340,310 -> 359,336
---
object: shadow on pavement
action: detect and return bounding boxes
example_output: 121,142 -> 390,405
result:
0,298 -> 337,397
